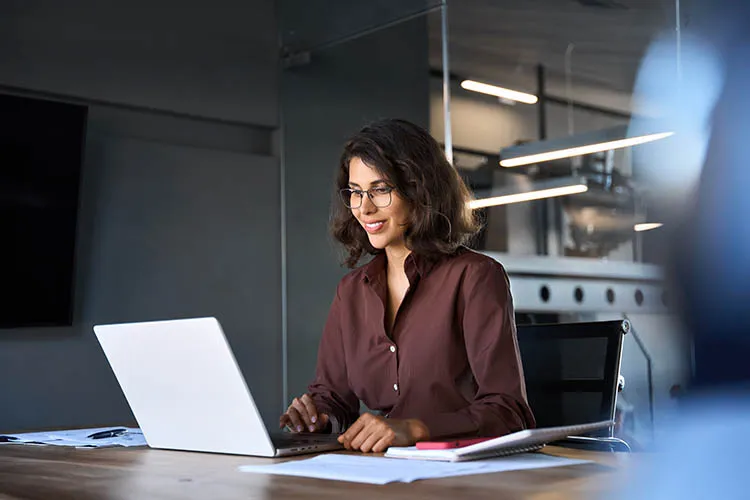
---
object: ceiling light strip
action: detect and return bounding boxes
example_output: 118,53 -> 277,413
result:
460,80 -> 538,104
468,184 -> 588,209
500,132 -> 674,167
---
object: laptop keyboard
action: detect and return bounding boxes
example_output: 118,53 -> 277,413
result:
271,433 -> 341,447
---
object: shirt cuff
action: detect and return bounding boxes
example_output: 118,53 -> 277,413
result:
327,414 -> 343,434
310,400 -> 345,434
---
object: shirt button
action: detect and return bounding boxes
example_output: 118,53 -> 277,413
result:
389,345 -> 396,353
393,383 -> 399,391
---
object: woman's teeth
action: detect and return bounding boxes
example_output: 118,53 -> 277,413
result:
365,221 -> 385,233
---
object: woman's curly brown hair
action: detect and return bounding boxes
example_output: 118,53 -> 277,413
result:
330,119 -> 480,268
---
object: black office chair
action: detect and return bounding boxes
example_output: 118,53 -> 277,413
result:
516,319 -> 631,452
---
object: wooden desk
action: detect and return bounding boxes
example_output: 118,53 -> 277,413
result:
0,445 -> 629,499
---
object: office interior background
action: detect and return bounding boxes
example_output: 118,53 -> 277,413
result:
1,0 -> 717,449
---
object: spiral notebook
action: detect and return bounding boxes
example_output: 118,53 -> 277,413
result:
384,420 -> 612,462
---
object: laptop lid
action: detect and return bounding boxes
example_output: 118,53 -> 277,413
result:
94,317 -> 277,457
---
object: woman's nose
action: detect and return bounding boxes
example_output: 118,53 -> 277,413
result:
360,194 -> 377,214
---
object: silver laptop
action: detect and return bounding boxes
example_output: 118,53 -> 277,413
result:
93,316 -> 342,457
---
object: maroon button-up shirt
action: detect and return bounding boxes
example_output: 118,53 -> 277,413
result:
308,247 -> 536,438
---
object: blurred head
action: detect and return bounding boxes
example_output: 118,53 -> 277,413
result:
331,118 -> 480,268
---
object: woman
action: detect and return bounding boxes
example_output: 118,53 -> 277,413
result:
279,119 -> 535,452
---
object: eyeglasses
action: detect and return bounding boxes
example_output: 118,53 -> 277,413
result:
339,186 -> 393,209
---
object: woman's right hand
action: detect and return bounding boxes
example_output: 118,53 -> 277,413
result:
279,393 -> 330,433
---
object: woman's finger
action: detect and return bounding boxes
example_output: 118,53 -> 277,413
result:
285,406 -> 304,433
348,421 -> 377,451
300,394 -> 319,428
338,417 -> 366,449
371,435 -> 394,453
290,397 -> 313,430
358,432 -> 383,453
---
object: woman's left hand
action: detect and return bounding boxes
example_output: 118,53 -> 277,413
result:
337,413 -> 429,453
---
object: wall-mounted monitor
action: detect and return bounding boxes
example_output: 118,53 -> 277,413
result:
0,93 -> 88,328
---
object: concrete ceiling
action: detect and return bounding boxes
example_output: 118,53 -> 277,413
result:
431,0 -> 679,97
280,0 -> 682,110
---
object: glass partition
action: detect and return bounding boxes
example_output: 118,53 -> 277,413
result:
429,1 -> 678,263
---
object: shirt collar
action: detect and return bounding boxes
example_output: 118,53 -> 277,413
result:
362,252 -> 438,283
361,253 -> 385,283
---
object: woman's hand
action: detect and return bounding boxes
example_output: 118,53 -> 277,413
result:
279,393 -> 330,433
337,413 -> 429,453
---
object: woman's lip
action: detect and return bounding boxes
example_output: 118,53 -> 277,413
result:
363,220 -> 386,234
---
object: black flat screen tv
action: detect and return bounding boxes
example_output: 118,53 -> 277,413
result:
0,93 -> 88,328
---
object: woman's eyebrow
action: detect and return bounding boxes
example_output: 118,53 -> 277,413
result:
348,180 -> 389,188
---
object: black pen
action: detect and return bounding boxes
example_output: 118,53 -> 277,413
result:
87,428 -> 127,439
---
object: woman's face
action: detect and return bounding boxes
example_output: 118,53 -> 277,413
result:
347,157 -> 410,251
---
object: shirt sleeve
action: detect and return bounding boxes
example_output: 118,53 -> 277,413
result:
307,283 -> 360,433
420,259 -> 537,438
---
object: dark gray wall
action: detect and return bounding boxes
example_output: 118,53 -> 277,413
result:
0,133 -> 281,431
282,17 -> 430,401
279,0 -> 437,52
0,0 -> 278,126
0,0 -> 432,432
0,0 -> 281,431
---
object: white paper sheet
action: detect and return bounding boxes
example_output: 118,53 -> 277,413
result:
239,452 -> 591,484
0,427 -> 147,448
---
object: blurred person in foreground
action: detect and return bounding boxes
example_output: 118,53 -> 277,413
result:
618,1 -> 750,498
278,119 -> 535,452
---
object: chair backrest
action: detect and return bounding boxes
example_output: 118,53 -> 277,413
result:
516,319 -> 629,436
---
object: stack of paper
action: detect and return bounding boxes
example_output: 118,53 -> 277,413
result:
239,453 -> 591,484
0,427 -> 147,448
